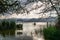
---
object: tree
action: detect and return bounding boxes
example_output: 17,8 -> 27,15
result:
0,0 -> 60,28
26,0 -> 60,28
43,0 -> 60,28
0,0 -> 22,15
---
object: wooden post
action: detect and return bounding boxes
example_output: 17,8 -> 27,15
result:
47,22 -> 48,27
34,22 -> 36,26
50,22 -> 51,27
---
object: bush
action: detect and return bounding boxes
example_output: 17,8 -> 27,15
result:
0,20 -> 16,30
9,21 -> 16,29
0,20 -> 17,36
16,24 -> 23,30
43,26 -> 60,40
1,20 -> 10,30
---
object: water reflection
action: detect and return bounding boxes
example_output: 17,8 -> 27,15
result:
0,30 -> 15,37
0,30 -> 15,40
0,29 -> 33,40
0,22 -> 55,40
0,22 -> 34,40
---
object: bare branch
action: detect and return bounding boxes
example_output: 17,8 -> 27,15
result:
49,0 -> 59,16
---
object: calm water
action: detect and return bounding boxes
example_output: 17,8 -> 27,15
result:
0,22 -> 55,40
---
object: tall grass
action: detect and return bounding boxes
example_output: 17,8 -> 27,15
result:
43,26 -> 60,40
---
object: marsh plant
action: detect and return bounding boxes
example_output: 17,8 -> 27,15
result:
43,26 -> 60,40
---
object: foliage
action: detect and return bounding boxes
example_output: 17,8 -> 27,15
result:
0,20 -> 16,30
9,21 -> 16,29
55,16 -> 60,29
43,26 -> 60,40
0,20 -> 23,36
16,24 -> 23,30
0,0 -> 20,14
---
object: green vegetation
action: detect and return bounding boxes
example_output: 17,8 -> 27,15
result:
43,26 -> 60,40
16,24 -> 23,30
0,20 -> 23,36
0,20 -> 16,30
0,20 -> 16,36
0,0 -> 20,14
